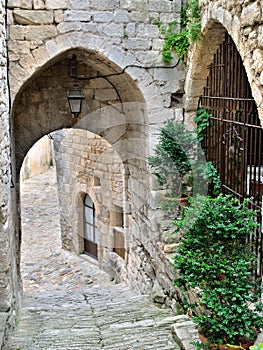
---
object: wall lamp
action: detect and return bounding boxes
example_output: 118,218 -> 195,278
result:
67,55 -> 84,118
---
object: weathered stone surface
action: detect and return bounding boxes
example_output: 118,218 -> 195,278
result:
240,2 -> 261,27
7,0 -> 32,9
64,10 -> 92,22
45,0 -> 68,9
25,25 -> 57,40
13,10 -> 54,25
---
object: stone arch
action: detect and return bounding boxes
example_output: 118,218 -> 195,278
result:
185,9 -> 263,122
10,32 -> 155,108
12,47 -> 150,285
12,47 -> 148,178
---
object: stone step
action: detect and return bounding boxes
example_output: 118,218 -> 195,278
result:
3,286 -> 180,350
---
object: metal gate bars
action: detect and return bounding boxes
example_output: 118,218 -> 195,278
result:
199,32 -> 263,279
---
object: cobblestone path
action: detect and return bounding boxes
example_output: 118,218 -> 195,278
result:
4,168 -> 180,350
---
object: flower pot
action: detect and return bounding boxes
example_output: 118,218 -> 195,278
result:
178,194 -> 189,209
198,329 -> 255,350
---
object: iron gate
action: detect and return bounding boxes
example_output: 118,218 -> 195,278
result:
199,32 -> 263,279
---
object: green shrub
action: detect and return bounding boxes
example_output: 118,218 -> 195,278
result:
174,194 -> 263,348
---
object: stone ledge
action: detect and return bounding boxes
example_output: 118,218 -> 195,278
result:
171,315 -> 198,350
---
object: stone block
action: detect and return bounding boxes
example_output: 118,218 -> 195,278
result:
252,49 -> 263,72
241,2 -> 261,27
93,11 -> 114,23
120,0 -> 148,11
45,0 -> 69,9
33,0 -> 45,9
69,0 -> 90,9
124,23 -> 136,37
123,38 -> 151,50
137,24 -> 159,38
9,25 -> 26,40
171,317 -> 198,350
25,25 -> 57,41
7,0 -> 32,9
13,10 -> 54,25
8,40 -> 30,54
19,53 -> 36,71
99,23 -> 124,37
64,10 -> 92,22
148,0 -> 172,12
90,0 -> 119,10
114,10 -> 130,23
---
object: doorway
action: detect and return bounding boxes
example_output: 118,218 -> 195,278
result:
83,194 -> 98,259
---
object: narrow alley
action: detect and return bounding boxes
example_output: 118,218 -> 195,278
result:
3,168 -> 180,350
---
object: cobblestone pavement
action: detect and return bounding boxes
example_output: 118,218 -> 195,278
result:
3,168 -> 180,350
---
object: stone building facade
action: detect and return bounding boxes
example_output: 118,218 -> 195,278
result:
0,0 -> 262,344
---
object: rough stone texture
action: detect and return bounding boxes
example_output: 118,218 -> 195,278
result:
0,0 -> 262,347
3,169 -> 180,350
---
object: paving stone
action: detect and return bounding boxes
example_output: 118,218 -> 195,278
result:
3,168 -> 180,350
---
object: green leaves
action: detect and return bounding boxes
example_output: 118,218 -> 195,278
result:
173,194 -> 263,347
161,0 -> 201,63
194,108 -> 211,143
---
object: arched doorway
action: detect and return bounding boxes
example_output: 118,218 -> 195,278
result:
83,194 -> 98,259
199,32 -> 263,278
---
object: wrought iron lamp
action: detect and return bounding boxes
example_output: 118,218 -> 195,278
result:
67,84 -> 84,118
67,55 -> 84,118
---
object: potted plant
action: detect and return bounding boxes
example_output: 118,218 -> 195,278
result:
173,194 -> 263,349
148,121 -> 197,207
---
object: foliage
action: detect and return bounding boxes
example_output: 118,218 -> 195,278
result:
148,121 -> 197,195
148,119 -> 221,199
161,0 -> 201,63
194,108 -> 211,143
174,194 -> 263,348
250,343 -> 263,350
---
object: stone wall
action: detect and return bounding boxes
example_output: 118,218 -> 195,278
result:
0,0 -> 19,345
20,136 -> 54,181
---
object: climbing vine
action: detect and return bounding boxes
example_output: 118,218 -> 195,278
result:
161,0 -> 201,63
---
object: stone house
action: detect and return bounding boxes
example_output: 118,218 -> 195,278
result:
0,0 -> 262,343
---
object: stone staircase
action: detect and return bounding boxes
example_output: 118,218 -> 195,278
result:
3,284 -> 182,350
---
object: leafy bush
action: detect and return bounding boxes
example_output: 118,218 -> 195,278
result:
148,121 -> 197,195
174,195 -> 263,348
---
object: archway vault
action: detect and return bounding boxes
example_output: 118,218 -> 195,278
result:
12,48 -> 146,180
12,47 -> 152,287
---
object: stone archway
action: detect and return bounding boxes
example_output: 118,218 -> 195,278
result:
11,48 -> 150,292
185,5 -> 263,122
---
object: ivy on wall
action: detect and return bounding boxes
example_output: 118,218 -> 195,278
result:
159,0 -> 201,63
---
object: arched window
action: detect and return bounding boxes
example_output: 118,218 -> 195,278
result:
83,194 -> 98,259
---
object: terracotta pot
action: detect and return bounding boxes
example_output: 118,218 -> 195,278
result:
198,329 -> 255,350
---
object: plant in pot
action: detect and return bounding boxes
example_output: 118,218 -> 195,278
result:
173,194 -> 263,349
148,121 -> 197,212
